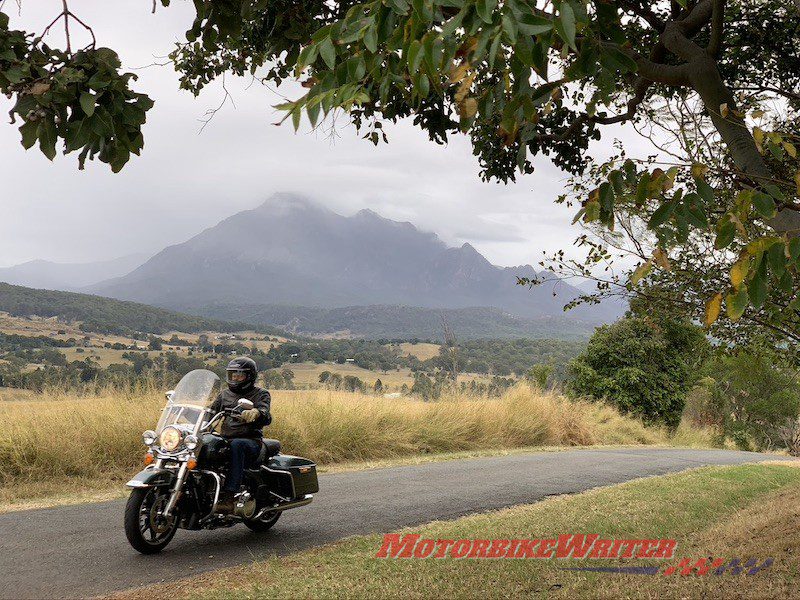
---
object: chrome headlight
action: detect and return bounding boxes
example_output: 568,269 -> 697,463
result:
184,434 -> 198,451
142,430 -> 157,446
159,426 -> 183,452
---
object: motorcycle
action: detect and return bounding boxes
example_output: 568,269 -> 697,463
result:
124,369 -> 318,554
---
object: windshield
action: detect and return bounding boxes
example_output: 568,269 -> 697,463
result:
155,369 -> 220,434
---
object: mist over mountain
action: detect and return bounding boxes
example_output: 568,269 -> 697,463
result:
91,193 -> 622,323
0,254 -> 149,291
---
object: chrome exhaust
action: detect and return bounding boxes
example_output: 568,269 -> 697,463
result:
254,495 -> 313,519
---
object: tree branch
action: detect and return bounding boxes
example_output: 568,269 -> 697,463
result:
678,0 -> 714,32
593,78 -> 652,125
707,0 -> 725,58
613,44 -> 691,86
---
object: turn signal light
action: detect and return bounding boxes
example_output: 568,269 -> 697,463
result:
186,458 -> 198,470
144,452 -> 154,466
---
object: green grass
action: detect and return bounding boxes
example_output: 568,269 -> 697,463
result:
119,463 -> 800,600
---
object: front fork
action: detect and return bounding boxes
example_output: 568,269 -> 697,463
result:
162,462 -> 189,518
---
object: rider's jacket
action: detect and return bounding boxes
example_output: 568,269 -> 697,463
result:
209,386 -> 272,439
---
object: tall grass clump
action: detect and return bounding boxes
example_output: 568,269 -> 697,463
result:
0,382 -> 717,498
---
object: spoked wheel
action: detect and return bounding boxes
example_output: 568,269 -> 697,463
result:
244,509 -> 281,532
124,488 -> 180,554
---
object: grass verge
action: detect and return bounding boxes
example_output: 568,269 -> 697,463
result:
115,463 -> 800,600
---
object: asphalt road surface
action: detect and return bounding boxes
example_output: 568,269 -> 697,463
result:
0,448 -> 788,599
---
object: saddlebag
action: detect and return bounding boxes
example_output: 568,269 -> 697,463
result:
264,455 -> 319,497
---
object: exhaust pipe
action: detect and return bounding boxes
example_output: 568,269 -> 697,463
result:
254,495 -> 313,519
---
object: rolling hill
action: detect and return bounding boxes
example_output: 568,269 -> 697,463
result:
0,282 -> 287,337
183,303 -> 598,340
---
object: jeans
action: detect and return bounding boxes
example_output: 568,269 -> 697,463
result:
225,438 -> 261,492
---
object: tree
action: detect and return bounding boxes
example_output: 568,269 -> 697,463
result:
698,347 -> 800,451
526,363 -> 553,390
342,374 -> 366,392
147,337 -> 163,351
568,315 -> 708,427
374,378 -> 384,392
2,1 -> 799,331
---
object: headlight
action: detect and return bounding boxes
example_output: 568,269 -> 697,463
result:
142,430 -> 157,446
159,426 -> 182,452
185,434 -> 198,450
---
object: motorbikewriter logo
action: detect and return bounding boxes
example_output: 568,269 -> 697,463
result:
375,534 -> 773,576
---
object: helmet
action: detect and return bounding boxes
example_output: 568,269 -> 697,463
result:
226,356 -> 258,393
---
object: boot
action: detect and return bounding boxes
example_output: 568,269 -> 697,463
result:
215,490 -> 236,513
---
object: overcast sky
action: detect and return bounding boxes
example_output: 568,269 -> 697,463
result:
0,1 -> 654,269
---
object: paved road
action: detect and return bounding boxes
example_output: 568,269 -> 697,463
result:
0,448 -> 787,598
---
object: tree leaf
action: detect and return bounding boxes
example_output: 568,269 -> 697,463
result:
726,286 -> 749,322
38,118 -> 57,161
694,177 -> 714,204
19,120 -> 38,150
630,260 -> 652,285
408,40 -> 423,74
753,192 -> 777,219
749,260 -> 768,309
704,292 -> 723,327
475,0 -> 497,24
80,92 -> 96,117
647,201 -> 674,228
319,37 -> 336,69
517,14 -> 553,36
653,247 -> 671,272
730,255 -> 749,289
715,219 -> 736,249
556,3 -> 577,50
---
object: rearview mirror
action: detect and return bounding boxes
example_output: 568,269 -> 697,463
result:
237,398 -> 254,410
165,390 -> 175,402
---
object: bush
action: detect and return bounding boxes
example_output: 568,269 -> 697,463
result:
568,317 -> 708,428
698,349 -> 800,452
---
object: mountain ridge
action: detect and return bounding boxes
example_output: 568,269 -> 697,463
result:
0,253 -> 149,291
90,193 -> 622,323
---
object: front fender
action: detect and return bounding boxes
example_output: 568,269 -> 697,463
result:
126,468 -> 176,489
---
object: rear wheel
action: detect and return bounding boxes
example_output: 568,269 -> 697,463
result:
244,509 -> 280,532
124,488 -> 180,554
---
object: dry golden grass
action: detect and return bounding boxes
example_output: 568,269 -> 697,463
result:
394,342 -> 442,360
0,382 -> 718,505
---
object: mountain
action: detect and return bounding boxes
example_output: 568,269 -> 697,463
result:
0,254 -> 148,291
180,303 -> 597,340
0,282 -> 287,337
92,193 -> 623,322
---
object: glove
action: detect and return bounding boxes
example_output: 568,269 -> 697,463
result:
240,408 -> 261,423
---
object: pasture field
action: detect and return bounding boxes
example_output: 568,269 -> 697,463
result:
286,360 -> 491,389
393,342 -> 442,360
0,383 -> 717,507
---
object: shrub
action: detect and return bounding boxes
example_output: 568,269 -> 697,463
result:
699,349 -> 800,452
568,317 -> 708,428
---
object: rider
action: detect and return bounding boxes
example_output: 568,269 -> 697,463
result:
210,356 -> 272,511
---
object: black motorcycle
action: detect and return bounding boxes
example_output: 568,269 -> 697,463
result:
124,369 -> 318,554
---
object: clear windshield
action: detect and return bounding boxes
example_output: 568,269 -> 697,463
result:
155,369 -> 220,434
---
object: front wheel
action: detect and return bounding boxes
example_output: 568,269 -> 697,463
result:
124,487 -> 180,554
244,510 -> 280,532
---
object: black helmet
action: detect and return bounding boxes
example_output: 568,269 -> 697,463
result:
226,356 -> 258,393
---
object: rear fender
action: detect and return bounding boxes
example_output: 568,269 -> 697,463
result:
126,468 -> 176,489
